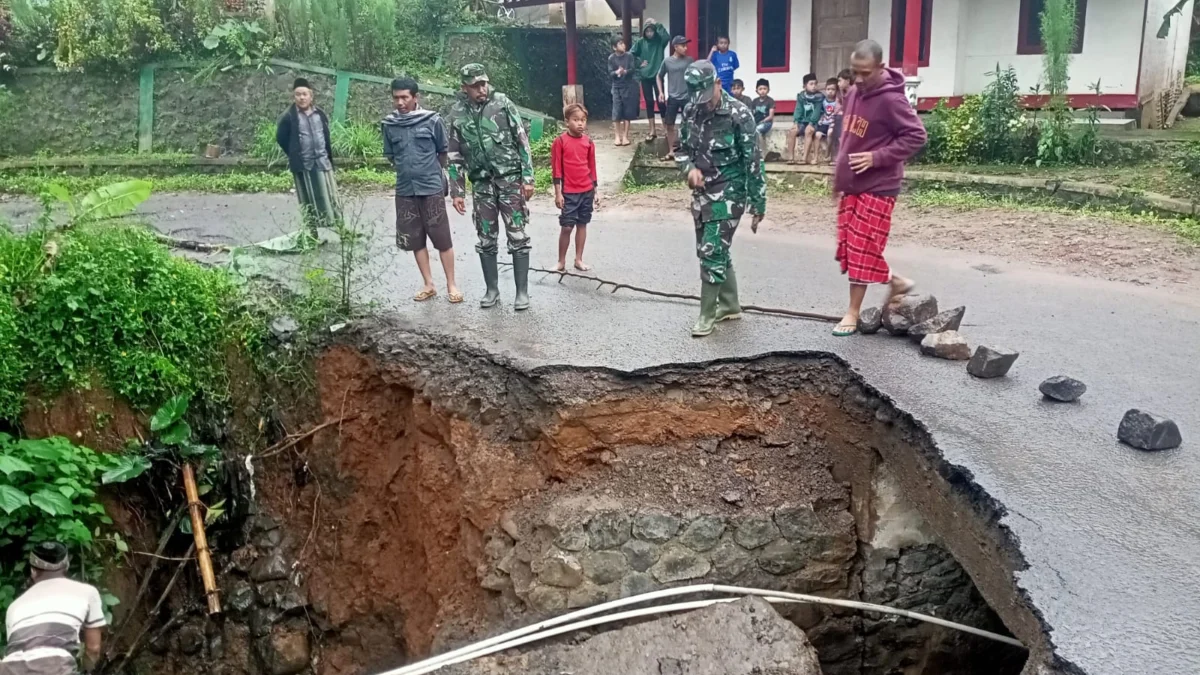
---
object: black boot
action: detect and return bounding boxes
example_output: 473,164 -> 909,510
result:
512,249 -> 531,311
479,251 -> 501,308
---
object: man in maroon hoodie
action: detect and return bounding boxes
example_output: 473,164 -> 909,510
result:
831,40 -> 927,337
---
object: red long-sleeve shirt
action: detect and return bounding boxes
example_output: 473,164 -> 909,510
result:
551,132 -> 597,194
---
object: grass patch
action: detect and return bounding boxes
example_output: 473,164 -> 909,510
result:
904,186 -> 1200,243
915,160 -> 1200,202
0,168 -> 396,196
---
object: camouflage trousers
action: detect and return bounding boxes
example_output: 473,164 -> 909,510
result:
693,211 -> 743,285
472,177 -> 531,255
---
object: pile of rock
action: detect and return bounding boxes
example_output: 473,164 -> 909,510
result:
857,295 -> 1184,452
860,295 -> 1020,378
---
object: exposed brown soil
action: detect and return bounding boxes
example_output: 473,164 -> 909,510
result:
249,329 -> 1037,675
21,382 -> 146,452
609,188 -> 1200,287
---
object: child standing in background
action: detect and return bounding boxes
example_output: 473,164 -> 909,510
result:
552,104 -> 599,272
608,38 -> 638,146
787,73 -> 824,164
708,36 -> 739,92
816,78 -> 843,163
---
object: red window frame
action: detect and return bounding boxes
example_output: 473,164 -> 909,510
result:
1017,0 -> 1087,55
757,0 -> 791,73
890,0 -> 933,68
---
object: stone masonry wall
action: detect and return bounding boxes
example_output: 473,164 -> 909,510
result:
482,502 -> 858,616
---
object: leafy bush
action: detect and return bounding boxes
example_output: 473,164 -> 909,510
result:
330,120 -> 381,160
199,19 -> 280,74
0,433 -> 147,614
275,0 -> 473,74
0,207 -> 249,421
48,0 -> 176,70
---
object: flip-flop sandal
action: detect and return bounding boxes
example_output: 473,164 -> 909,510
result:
413,289 -> 437,302
447,291 -> 464,304
832,322 -> 859,337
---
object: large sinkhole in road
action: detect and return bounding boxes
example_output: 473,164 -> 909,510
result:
257,335 -> 1039,675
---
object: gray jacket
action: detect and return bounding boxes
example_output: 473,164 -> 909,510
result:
382,108 -> 450,198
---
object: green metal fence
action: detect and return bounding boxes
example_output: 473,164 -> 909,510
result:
15,58 -> 551,156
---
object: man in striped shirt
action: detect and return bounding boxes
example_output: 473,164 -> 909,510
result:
2,542 -> 104,675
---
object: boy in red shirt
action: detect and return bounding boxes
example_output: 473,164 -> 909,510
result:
552,103 -> 600,272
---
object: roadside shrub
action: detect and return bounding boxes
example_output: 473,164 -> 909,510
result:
48,0 -> 176,70
0,219 -> 248,421
978,65 -> 1023,162
0,434 -> 146,621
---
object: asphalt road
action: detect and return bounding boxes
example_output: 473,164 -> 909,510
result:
5,190 -> 1198,674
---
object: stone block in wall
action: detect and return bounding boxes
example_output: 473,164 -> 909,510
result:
527,585 -> 568,613
586,510 -> 630,550
631,510 -> 681,543
733,516 -> 780,550
677,515 -> 726,552
709,539 -> 753,579
620,539 -> 660,572
533,551 -> 584,588
619,572 -> 658,598
567,582 -> 608,609
649,544 -> 711,583
582,550 -> 627,585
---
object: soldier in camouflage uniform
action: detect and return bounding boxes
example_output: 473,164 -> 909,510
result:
446,63 -> 537,310
675,60 -> 767,337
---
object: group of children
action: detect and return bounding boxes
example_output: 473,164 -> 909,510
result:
731,69 -> 853,165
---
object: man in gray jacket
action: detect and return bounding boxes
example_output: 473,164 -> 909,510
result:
382,77 -> 461,304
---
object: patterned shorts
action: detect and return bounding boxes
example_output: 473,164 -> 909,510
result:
836,193 -> 897,285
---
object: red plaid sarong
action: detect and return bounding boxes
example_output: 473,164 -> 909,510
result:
836,193 -> 897,284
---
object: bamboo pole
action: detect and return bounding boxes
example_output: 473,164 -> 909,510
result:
182,463 -> 221,614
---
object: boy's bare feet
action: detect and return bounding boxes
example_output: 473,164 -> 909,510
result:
574,260 -> 592,272
554,261 -> 567,272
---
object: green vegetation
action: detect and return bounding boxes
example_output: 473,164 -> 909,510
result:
903,186 -> 1200,243
0,185 -> 256,421
920,66 -> 1107,167
0,167 -> 396,196
3,0 -> 476,77
0,434 -> 146,615
330,120 -> 383,161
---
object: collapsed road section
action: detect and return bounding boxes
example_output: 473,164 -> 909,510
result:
135,320 -> 1061,674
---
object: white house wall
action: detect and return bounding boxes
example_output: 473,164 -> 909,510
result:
572,0 -> 1160,101
959,0 -> 1143,97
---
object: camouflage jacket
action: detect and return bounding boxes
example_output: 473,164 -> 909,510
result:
446,91 -> 535,198
675,91 -> 767,219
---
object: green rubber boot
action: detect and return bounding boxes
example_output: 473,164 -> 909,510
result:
479,252 -> 501,308
691,281 -> 721,337
512,249 -> 531,311
716,266 -> 743,322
